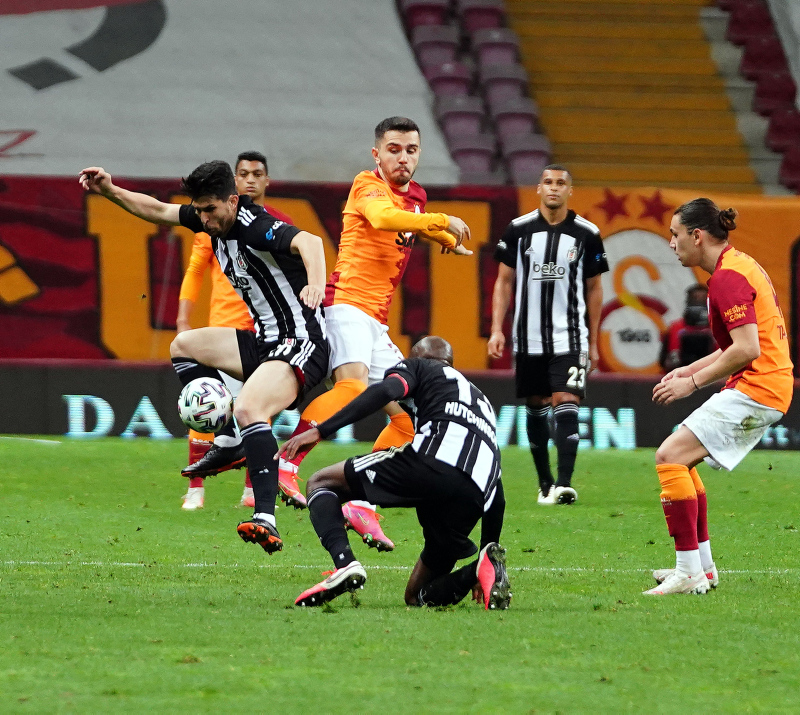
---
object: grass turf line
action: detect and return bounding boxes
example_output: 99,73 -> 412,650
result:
1,438 -> 799,712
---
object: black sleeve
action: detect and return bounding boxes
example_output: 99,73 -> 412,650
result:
179,204 -> 203,233
480,479 -> 505,548
382,359 -> 422,397
493,224 -> 518,268
316,377 -> 407,439
244,212 -> 301,254
583,231 -> 609,279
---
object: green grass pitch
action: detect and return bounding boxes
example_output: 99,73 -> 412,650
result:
1,436 -> 799,712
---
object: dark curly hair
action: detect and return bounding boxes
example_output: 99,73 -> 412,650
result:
180,161 -> 236,201
674,198 -> 737,241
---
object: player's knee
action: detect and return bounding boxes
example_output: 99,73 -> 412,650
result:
170,333 -> 190,358
654,445 -> 673,465
307,467 -> 348,497
232,400 -> 259,429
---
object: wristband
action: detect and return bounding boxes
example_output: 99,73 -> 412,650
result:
691,375 -> 699,391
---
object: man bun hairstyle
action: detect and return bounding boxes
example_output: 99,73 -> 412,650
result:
181,161 -> 236,201
674,198 -> 738,241
375,116 -> 421,143
236,150 -> 268,173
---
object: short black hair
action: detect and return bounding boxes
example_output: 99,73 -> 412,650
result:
410,335 -> 453,366
674,198 -> 737,241
180,161 -> 236,201
374,116 -> 420,144
540,164 -> 572,182
235,151 -> 268,173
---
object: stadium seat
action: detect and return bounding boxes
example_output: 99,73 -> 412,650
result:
400,0 -> 451,30
778,146 -> 800,192
471,28 -> 519,67
766,108 -> 800,153
459,168 -> 508,185
435,95 -> 487,140
490,96 -> 539,143
752,70 -> 797,116
449,133 -> 497,172
725,0 -> 774,45
412,25 -> 460,67
501,134 -> 551,185
739,35 -> 787,81
424,61 -> 473,96
479,63 -> 529,107
456,0 -> 506,33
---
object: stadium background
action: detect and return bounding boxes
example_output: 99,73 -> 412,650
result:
2,0 -> 800,449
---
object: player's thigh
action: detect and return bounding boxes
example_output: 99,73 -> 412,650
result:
171,327 -> 243,378
655,426 -> 709,468
326,304 -> 381,376
515,354 -> 551,399
235,360 -> 299,425
367,329 -> 405,384
548,353 -> 588,399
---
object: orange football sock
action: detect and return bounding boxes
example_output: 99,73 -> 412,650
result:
656,463 -> 699,552
372,412 -> 414,452
283,378 -> 368,467
689,467 -> 709,543
187,431 -> 212,488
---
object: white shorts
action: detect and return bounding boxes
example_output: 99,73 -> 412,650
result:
324,303 -> 404,384
682,389 -> 783,471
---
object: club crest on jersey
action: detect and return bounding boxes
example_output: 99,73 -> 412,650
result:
236,252 -> 248,270
567,246 -> 578,263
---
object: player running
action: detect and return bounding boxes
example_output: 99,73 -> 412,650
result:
79,161 -> 328,555
647,199 -> 793,595
280,336 -> 509,610
279,116 -> 472,549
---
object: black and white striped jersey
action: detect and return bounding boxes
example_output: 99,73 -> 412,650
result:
387,358 -> 501,504
179,196 -> 324,343
494,209 -> 608,356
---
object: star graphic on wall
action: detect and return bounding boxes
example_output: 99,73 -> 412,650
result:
639,191 -> 674,225
595,189 -> 629,222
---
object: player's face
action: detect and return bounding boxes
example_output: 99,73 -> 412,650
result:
373,130 -> 420,188
235,160 -> 269,202
192,194 -> 237,237
537,170 -> 572,210
669,215 -> 701,267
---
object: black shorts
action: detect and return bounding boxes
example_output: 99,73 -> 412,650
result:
343,444 -> 484,571
236,331 -> 329,408
515,352 -> 588,399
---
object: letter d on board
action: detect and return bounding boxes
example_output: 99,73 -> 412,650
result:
63,395 -> 115,437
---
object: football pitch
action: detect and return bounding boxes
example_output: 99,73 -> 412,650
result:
1,437 -> 799,713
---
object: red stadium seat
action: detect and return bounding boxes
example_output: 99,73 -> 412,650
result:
435,95 -> 487,140
752,70 -> 797,116
412,25 -> 460,67
479,63 -> 529,106
501,134 -> 551,185
726,0 -> 774,45
449,133 -> 497,172
424,61 -> 473,96
400,0 -> 450,30
490,96 -> 539,142
779,147 -> 800,192
766,108 -> 800,153
471,28 -> 519,67
456,0 -> 506,33
739,35 -> 787,81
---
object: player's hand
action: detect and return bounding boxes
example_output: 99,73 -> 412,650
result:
471,582 -> 484,605
441,242 -> 473,256
589,344 -> 600,373
78,166 -> 113,196
299,284 -> 325,310
652,375 -> 695,405
487,331 -> 505,359
660,366 -> 690,384
277,427 -> 321,461
445,216 -> 470,247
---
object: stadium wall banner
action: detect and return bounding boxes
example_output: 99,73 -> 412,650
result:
1,360 -> 799,452
2,176 -> 800,372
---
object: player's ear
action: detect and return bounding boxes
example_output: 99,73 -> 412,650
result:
372,146 -> 379,164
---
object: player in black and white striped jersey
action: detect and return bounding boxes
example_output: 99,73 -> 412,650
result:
489,165 -> 608,506
79,161 -> 329,553
279,336 -> 510,610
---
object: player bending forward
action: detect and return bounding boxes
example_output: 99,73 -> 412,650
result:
647,199 -> 793,595
280,336 -> 510,610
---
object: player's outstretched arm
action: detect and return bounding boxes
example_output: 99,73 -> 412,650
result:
78,167 -> 181,225
488,264 -> 514,359
290,231 -> 327,309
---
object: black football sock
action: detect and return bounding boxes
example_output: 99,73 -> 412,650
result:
553,402 -> 580,488
418,561 -> 476,607
526,405 -> 554,492
171,357 -> 223,387
240,422 -> 279,516
307,489 -> 356,569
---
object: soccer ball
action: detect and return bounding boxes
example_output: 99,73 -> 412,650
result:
177,377 -> 234,433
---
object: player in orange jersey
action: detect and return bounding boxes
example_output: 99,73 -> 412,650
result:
278,117 -> 472,548
645,199 -> 793,595
177,151 -> 294,511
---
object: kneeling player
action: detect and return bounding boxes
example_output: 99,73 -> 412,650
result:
280,336 -> 510,610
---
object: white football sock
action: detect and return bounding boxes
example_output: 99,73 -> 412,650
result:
698,540 -> 714,571
675,549 -> 702,575
253,512 -> 276,527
